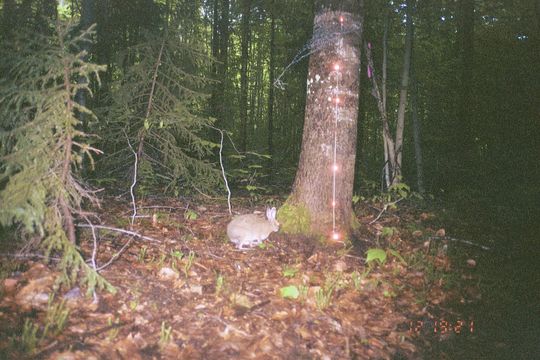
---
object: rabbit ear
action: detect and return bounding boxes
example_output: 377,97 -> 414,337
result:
267,207 -> 276,220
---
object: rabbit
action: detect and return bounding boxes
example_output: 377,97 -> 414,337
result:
227,207 -> 279,249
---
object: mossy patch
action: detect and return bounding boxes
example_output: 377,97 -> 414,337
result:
277,203 -> 311,235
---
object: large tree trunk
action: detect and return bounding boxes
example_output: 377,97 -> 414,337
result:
282,0 -> 363,241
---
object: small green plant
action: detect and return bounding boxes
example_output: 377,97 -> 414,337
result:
170,250 -> 184,270
42,296 -> 70,338
21,319 -> 39,354
388,182 -> 411,199
138,246 -> 148,262
215,273 -> 225,295
351,270 -> 369,291
315,287 -> 333,310
280,285 -> 300,299
159,321 -> 173,346
157,254 -> 167,268
183,251 -> 195,278
129,299 -> 139,311
184,209 -> 198,220
107,317 -> 120,340
381,226 -> 397,238
315,273 -> 343,310
366,248 -> 387,267
299,284 -> 309,302
282,266 -> 298,278
365,248 -> 407,269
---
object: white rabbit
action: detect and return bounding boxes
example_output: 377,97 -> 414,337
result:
227,207 -> 279,249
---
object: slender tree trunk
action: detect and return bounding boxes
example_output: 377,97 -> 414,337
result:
239,0 -> 251,152
456,0 -> 475,184
210,0 -> 230,132
411,69 -> 425,194
382,11 -> 390,189
77,0 -> 94,132
394,0 -> 414,185
267,3 -> 276,170
284,0 -> 363,241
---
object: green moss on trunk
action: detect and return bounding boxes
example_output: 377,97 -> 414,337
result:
276,203 -> 311,234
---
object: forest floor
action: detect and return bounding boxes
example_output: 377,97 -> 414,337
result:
0,196 -> 508,359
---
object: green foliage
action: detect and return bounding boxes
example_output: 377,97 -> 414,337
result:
0,21 -> 114,294
184,209 -> 198,220
96,28 -> 220,195
366,248 -> 407,269
227,151 -> 273,201
365,248 -> 387,266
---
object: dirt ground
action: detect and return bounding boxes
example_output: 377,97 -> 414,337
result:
0,197 -> 481,359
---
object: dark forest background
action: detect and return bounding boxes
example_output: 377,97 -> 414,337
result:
1,0 -> 539,228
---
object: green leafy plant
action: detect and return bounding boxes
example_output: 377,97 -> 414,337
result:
184,210 -> 198,220
365,248 -> 407,269
280,285 -> 300,299
366,248 -> 387,267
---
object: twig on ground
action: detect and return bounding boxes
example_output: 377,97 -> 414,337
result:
428,236 -> 491,251
369,197 -> 404,224
76,224 -> 160,243
95,236 -> 135,271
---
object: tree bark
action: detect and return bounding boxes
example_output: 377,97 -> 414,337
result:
285,0 -> 363,241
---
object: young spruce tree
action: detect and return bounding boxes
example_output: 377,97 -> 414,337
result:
97,28 -> 220,196
0,21 -> 114,294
